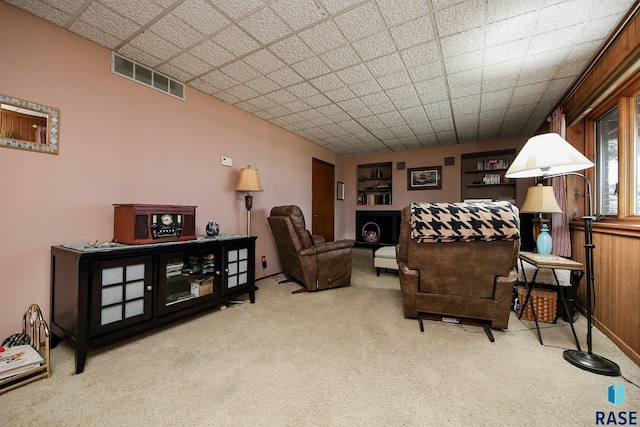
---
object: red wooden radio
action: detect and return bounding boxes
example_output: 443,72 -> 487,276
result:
113,204 -> 197,245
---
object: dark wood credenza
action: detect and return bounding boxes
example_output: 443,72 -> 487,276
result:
50,235 -> 257,374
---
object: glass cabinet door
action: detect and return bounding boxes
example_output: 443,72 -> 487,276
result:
223,244 -> 251,294
90,256 -> 153,337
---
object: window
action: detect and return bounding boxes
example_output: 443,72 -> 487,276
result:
595,106 -> 618,216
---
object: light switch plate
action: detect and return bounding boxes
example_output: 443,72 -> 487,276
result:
221,156 -> 232,167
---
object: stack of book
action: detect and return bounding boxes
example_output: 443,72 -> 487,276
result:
0,345 -> 44,381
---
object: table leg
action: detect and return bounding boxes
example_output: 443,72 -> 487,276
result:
518,259 -> 543,344
552,270 -> 582,351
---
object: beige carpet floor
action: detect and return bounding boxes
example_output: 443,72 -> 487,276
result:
2,247 -> 639,426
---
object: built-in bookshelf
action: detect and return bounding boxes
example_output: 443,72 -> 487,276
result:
357,162 -> 392,206
460,149 -> 517,202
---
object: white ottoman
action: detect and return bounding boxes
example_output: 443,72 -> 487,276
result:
374,246 -> 398,276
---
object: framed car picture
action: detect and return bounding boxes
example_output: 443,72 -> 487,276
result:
407,166 -> 442,190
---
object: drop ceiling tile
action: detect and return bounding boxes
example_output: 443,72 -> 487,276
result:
377,0 -> 429,27
150,14 -> 205,49
310,73 -> 345,91
480,88 -> 513,111
212,0 -> 266,19
200,70 -> 238,90
389,125 -> 415,139
449,82 -> 482,99
352,31 -> 396,61
435,0 -> 485,37
226,84 -> 261,100
485,0 -> 538,23
70,20 -> 122,49
389,16 -> 435,49
267,67 -> 304,87
80,2 -> 140,39
409,121 -> 434,135
254,110 -> 276,120
235,101 -> 260,113
38,0 -> 85,15
486,11 -> 537,47
239,7 -> 292,44
334,1 -> 386,42
220,61 -> 261,83
156,62 -> 194,82
271,0 -> 325,30
129,30 -> 181,61
98,0 -> 163,25
367,53 -> 405,77
265,88 -> 298,104
291,57 -> 331,79
320,45 -> 361,71
528,26 -> 582,56
451,95 -> 480,115
287,82 -> 320,98
443,50 -> 483,74
189,40 -> 235,67
415,77 -> 449,104
118,44 -> 162,68
337,97 -> 366,111
349,107 -> 374,119
369,102 -> 396,115
243,49 -> 286,74
400,42 -> 439,68
245,76 -> 282,94
299,20 -> 348,54
440,27 -> 485,59
407,63 -> 444,83
268,35 -> 315,64
431,115 -> 454,131
484,39 -> 528,66
376,110 -> 404,127
173,0 -> 230,34
336,64 -> 374,85
378,71 -> 412,90
325,87 -> 356,102
302,94 -> 332,107
482,74 -> 518,93
9,0 -> 70,25
350,79 -> 384,97
358,115 -> 386,130
214,25 -> 261,56
169,52 -> 212,76
214,92 -> 241,104
265,105 -> 292,117
248,95 -> 278,110
360,92 -> 391,107
282,100 -> 311,113
424,100 -> 452,120
400,106 -> 428,124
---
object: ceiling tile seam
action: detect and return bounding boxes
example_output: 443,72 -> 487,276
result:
427,0 -> 458,146
63,0 -> 92,29
112,0 -> 186,52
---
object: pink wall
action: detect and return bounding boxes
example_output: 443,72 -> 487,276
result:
0,4 -> 346,339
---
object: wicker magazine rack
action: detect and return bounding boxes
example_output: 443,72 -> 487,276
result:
0,304 -> 51,394
517,286 -> 557,323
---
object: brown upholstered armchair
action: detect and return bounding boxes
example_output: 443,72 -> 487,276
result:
397,202 -> 520,340
268,205 -> 354,292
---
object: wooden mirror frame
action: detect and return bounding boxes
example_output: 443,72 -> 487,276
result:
0,95 -> 59,155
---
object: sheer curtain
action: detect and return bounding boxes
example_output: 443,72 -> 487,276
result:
549,108 -> 571,257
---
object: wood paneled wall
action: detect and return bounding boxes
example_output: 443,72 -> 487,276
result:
571,227 -> 640,365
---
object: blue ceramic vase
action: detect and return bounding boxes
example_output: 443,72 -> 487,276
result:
206,222 -> 219,237
536,224 -> 552,254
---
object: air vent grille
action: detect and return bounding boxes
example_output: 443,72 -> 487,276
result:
111,52 -> 185,100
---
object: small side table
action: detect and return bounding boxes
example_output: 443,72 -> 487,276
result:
517,252 -> 584,349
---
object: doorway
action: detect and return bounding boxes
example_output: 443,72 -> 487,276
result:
311,158 -> 335,242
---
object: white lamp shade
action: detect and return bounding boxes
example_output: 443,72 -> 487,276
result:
505,133 -> 594,178
521,184 -> 563,213
235,166 -> 263,192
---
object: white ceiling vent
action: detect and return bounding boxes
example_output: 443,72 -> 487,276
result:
111,52 -> 185,101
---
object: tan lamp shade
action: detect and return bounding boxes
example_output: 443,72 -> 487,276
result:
521,184 -> 563,214
235,166 -> 263,192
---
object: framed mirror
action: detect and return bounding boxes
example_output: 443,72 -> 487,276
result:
1,95 -> 59,155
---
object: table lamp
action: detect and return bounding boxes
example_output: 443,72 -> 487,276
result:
235,165 -> 263,236
506,132 -> 620,376
521,183 -> 563,254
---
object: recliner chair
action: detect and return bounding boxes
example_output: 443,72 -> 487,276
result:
397,201 -> 520,341
267,205 -> 354,292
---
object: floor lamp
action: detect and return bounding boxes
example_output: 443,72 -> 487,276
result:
506,133 -> 621,376
235,165 -> 263,236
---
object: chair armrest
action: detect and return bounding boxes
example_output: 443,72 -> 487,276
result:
311,234 -> 326,244
299,239 -> 354,256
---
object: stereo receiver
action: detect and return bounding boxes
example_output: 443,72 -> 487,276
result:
113,204 -> 197,245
